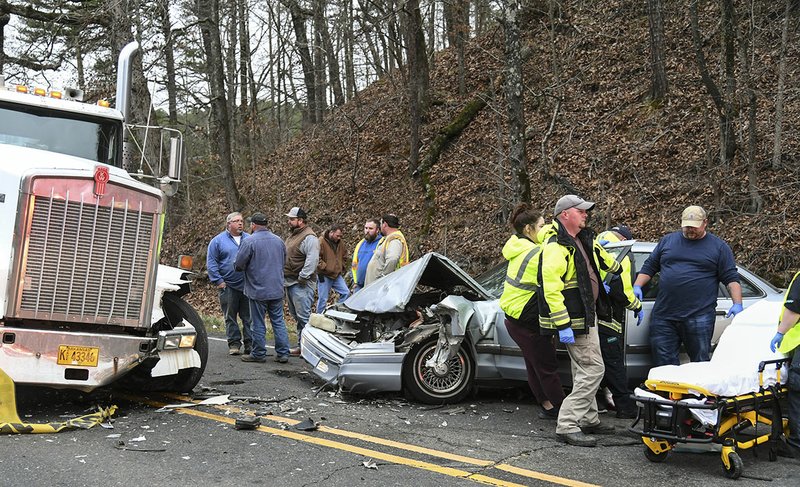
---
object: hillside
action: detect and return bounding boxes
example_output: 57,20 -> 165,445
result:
164,1 -> 800,315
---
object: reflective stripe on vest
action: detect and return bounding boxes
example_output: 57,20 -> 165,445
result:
504,247 -> 540,292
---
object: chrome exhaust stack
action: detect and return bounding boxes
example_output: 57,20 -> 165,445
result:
115,41 -> 139,121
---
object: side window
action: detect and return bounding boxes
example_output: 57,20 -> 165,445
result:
632,251 -> 658,299
739,274 -> 764,299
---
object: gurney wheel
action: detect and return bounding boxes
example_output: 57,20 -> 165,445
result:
644,446 -> 670,463
723,451 -> 743,480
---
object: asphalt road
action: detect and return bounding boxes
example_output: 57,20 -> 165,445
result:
1,335 -> 798,487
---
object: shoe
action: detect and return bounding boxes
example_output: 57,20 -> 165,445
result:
777,441 -> 800,459
274,355 -> 288,363
228,347 -> 242,356
240,354 -> 267,363
556,431 -> 597,447
538,407 -> 559,420
243,349 -> 252,355
615,409 -> 637,419
581,422 -> 616,435
289,347 -> 301,357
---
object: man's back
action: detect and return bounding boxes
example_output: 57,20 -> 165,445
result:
237,230 -> 286,301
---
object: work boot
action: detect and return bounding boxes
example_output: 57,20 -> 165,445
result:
580,422 -> 615,435
289,347 -> 301,357
240,354 -> 267,363
556,431 -> 597,447
228,347 -> 242,356
274,355 -> 289,363
537,406 -> 559,420
615,409 -> 638,420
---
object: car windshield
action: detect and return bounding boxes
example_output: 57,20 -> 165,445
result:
0,101 -> 120,165
475,262 -> 507,299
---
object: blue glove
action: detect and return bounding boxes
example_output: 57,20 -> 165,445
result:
633,285 -> 643,302
598,239 -> 609,247
770,332 -> 784,353
726,303 -> 743,318
603,282 -> 611,294
558,328 -> 575,344
635,307 -> 644,326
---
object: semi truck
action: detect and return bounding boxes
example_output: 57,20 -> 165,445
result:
0,42 -> 207,395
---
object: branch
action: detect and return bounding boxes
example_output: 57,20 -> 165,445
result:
0,1 -> 112,27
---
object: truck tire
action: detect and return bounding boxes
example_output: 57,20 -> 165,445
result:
118,293 -> 208,393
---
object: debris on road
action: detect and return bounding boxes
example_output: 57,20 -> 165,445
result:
155,395 -> 231,412
234,416 -> 261,430
0,405 -> 117,435
362,459 -> 378,470
294,417 -> 319,431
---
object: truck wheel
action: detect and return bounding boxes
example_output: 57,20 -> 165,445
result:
161,293 -> 209,393
402,336 -> 475,404
119,294 -> 208,393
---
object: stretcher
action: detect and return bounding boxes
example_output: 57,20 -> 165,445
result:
628,312 -> 791,480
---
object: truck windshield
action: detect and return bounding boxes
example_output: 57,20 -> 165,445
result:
0,101 -> 120,166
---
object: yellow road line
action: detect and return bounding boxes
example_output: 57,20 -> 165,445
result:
153,394 -> 600,487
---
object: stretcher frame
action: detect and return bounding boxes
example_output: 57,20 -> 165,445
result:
628,358 -> 790,479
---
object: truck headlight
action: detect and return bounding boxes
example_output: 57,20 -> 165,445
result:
156,324 -> 197,351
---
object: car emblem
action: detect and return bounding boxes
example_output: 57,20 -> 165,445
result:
94,166 -> 109,196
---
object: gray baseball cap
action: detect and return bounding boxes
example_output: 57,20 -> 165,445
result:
554,195 -> 595,216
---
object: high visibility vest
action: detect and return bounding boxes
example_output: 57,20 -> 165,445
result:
379,231 -> 409,269
778,271 -> 800,353
499,235 -> 541,320
595,231 -> 641,333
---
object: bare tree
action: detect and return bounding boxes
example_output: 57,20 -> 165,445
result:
403,0 -> 430,175
157,0 -> 179,127
646,0 -> 667,103
282,0 -> 318,125
772,0 -> 792,170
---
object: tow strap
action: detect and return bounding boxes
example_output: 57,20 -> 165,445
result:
0,368 -> 117,435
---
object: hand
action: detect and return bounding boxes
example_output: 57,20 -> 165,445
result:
217,282 -> 226,289
598,239 -> 609,247
558,328 -> 575,344
633,285 -> 643,302
770,332 -> 784,353
726,303 -> 744,318
635,307 -> 644,326
603,282 -> 611,294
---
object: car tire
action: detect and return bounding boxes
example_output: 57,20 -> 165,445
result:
402,336 -> 475,404
118,293 -> 209,393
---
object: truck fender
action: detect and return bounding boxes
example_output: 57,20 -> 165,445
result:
152,264 -> 193,324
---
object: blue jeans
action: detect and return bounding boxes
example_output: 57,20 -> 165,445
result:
286,281 -> 315,344
788,349 -> 800,449
249,298 -> 290,359
316,275 -> 350,313
650,311 -> 715,366
219,287 -> 252,350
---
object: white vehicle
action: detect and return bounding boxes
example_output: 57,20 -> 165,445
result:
0,42 -> 207,393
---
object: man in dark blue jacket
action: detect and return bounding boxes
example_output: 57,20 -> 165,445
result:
633,205 -> 743,366
207,212 -> 252,356
350,218 -> 381,292
235,213 -> 290,363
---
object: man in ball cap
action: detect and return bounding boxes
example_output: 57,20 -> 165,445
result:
283,206 -> 319,357
633,205 -> 743,367
538,195 -> 624,446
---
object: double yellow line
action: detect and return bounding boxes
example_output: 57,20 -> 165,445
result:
134,394 -> 598,487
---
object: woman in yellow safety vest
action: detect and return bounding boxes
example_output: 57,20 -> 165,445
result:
771,271 -> 800,456
499,202 -> 564,420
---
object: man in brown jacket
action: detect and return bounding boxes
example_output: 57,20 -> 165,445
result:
316,224 -> 350,312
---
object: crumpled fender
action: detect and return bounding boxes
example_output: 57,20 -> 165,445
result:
152,264 -> 192,323
425,295 -> 475,367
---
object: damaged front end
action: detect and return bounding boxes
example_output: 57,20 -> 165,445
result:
300,253 -> 491,398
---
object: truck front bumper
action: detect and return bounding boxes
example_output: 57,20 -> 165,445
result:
0,323 -> 199,391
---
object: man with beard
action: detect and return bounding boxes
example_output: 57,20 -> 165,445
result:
350,218 -> 381,292
283,207 -> 319,356
634,205 -> 743,366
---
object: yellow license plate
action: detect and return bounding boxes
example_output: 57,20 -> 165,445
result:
57,345 -> 99,367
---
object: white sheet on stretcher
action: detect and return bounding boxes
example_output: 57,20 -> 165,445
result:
645,302 -> 789,398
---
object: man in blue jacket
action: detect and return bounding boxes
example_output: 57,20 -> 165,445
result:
633,205 -> 743,366
350,218 -> 381,292
207,212 -> 252,356
235,213 -> 290,363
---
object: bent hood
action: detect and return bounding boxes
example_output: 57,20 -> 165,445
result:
344,252 -> 492,314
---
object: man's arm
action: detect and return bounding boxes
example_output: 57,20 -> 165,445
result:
727,281 -> 742,304
206,238 -> 225,288
299,235 -> 320,281
381,239 -> 403,275
233,241 -> 250,272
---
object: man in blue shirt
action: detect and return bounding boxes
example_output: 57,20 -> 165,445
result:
234,213 -> 290,363
350,218 -> 381,292
207,212 -> 252,356
633,205 -> 743,366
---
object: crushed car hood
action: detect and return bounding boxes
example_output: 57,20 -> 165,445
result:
343,252 -> 492,314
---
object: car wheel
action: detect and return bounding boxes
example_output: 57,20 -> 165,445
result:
118,293 -> 209,393
402,336 -> 475,404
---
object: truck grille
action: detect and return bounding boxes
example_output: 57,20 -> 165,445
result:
9,175 -> 162,327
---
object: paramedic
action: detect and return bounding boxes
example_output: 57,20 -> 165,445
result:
770,271 -> 800,456
539,195 -> 623,447
499,203 -> 565,420
633,205 -> 742,366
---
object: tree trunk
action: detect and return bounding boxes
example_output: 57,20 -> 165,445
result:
281,0 -> 317,126
454,0 -> 469,96
225,0 -> 238,137
238,0 -> 253,167
403,0 -> 429,176
502,0 -> 530,204
315,0 -> 344,107
772,0 -> 791,170
0,11 -> 8,73
646,0 -> 668,103
312,1 -> 327,121
195,0 -> 243,211
343,0 -> 356,100
158,0 -> 178,126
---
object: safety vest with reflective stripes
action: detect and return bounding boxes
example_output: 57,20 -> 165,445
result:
378,231 -> 409,269
499,235 -> 541,320
778,271 -> 800,354
538,220 -> 621,334
595,231 -> 642,334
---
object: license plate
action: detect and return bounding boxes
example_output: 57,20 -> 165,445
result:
57,345 -> 99,367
